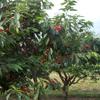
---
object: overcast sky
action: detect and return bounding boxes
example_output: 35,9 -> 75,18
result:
48,0 -> 100,35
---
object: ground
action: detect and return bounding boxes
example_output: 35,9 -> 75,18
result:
48,72 -> 100,99
0,73 -> 100,100
42,96 -> 100,100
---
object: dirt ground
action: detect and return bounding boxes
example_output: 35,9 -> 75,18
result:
41,96 -> 100,100
0,96 -> 100,100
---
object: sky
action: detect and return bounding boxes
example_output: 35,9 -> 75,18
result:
48,0 -> 100,35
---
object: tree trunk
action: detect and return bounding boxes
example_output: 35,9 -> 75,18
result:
38,95 -> 41,100
62,85 -> 69,100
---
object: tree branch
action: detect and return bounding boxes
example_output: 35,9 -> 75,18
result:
62,70 -> 68,81
69,76 -> 77,86
57,71 -> 65,83
73,76 -> 86,84
74,78 -> 80,84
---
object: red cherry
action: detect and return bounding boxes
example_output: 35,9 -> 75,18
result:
5,28 -> 9,32
0,28 -> 4,32
50,79 -> 56,84
10,16 -> 14,19
1,17 -> 6,21
20,86 -> 29,92
55,54 -> 63,64
84,44 -> 91,49
54,25 -> 62,32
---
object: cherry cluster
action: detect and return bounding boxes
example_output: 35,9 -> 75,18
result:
17,36 -> 39,56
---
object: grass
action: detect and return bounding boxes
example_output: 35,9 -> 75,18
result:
69,79 -> 100,97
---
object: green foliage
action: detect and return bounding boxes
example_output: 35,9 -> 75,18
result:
5,85 -> 30,100
0,0 -> 100,99
0,0 -> 53,92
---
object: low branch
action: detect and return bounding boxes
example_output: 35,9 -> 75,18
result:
62,70 -> 68,81
69,75 -> 76,86
68,75 -> 74,83
69,75 -> 86,85
57,71 -> 65,83
69,76 -> 76,86
73,78 -> 81,84
74,76 -> 86,84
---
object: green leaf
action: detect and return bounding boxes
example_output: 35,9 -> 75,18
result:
0,68 -> 2,77
17,94 -> 22,100
0,22 -> 4,26
8,64 -> 23,72
14,12 -> 20,28
32,28 -> 39,32
0,14 -> 2,21
0,33 -> 6,47
9,25 -> 16,34
22,94 -> 30,100
46,38 -> 49,46
34,88 -> 40,100
6,93 -> 11,100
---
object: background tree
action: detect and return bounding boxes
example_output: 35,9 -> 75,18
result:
45,0 -> 100,98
